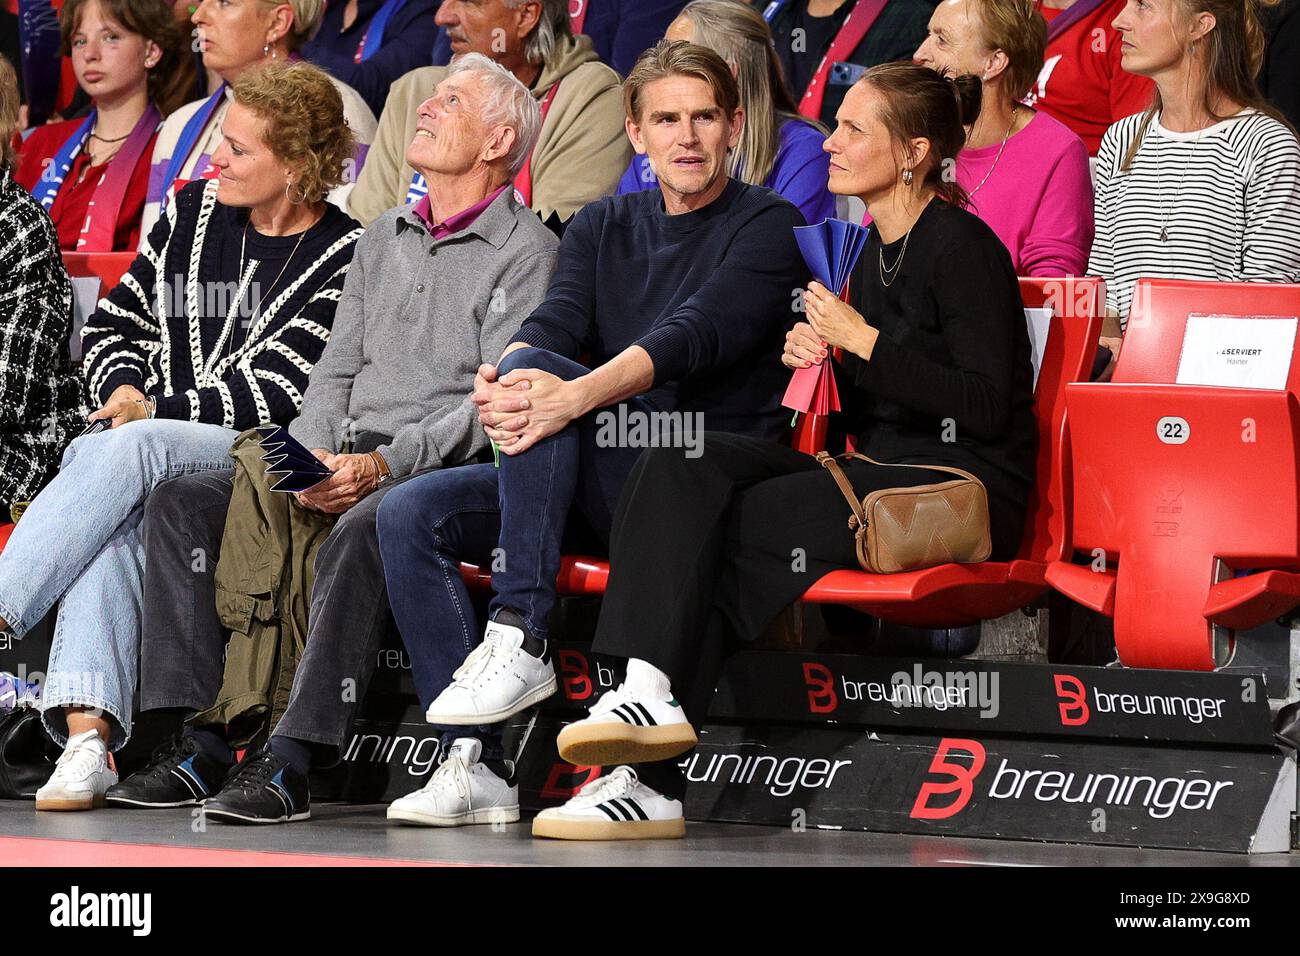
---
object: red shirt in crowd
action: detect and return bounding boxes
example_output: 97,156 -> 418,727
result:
1026,0 -> 1155,155
15,117 -> 158,251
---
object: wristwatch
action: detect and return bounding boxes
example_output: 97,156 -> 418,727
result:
369,451 -> 392,484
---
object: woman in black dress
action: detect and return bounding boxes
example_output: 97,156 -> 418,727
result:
532,62 -> 1039,841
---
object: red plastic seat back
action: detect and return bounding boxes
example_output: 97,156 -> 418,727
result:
62,252 -> 137,290
1116,278 -> 1300,391
1012,277 -> 1104,565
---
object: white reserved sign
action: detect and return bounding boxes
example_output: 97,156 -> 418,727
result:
1175,314 -> 1298,391
1024,306 -> 1052,390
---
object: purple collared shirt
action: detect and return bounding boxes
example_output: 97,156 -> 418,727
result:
412,183 -> 509,239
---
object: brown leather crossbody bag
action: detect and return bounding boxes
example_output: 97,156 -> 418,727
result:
815,451 -> 992,574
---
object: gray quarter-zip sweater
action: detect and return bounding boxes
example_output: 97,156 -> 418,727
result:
289,186 -> 558,476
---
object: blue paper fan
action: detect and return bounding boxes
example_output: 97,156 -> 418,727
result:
794,218 -> 871,296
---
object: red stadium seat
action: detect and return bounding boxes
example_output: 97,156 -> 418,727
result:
62,251 -> 136,290
461,276 -> 1105,631
1046,279 -> 1300,670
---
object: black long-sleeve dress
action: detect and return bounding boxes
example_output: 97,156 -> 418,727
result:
590,198 -> 1038,797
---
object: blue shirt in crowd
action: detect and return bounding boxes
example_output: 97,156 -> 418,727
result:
302,0 -> 441,117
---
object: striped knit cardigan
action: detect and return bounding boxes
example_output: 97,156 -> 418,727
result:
81,179 -> 364,430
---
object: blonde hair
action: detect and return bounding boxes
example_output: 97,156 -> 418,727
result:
1120,0 -> 1293,170
0,56 -> 18,173
675,1 -> 815,187
267,0 -> 324,51
970,0 -> 1047,102
625,39 -> 740,126
232,62 -> 354,202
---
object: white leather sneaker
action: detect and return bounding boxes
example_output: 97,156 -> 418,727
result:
387,738 -> 520,827
556,683 -> 697,766
425,617 -> 556,725
532,766 -> 685,841
35,730 -> 118,811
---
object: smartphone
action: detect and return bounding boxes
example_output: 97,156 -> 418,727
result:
78,418 -> 110,438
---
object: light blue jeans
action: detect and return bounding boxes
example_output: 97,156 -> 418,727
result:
0,419 -> 239,750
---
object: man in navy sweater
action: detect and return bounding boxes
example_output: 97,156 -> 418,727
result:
373,38 -> 810,830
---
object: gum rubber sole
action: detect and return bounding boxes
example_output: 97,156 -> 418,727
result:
35,793 -> 107,811
531,815 -> 686,841
556,721 -> 698,767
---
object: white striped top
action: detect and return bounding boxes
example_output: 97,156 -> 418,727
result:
1088,109 -> 1300,329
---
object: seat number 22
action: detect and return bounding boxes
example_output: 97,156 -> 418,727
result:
1157,416 -> 1190,444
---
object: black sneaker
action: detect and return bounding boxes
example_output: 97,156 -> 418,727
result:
202,746 -> 310,824
106,734 -> 231,808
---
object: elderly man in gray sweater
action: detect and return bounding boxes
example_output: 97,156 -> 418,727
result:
103,55 -> 559,821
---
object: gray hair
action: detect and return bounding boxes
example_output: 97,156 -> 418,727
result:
448,52 -> 543,177
505,0 -> 572,66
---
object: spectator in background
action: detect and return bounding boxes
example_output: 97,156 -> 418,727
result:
1024,0 -> 1154,155
301,0 -> 441,117
0,63 -> 364,813
1090,0 -> 1300,360
0,56 -> 87,513
15,0 -> 190,252
1260,0 -> 1298,129
351,0 -> 628,224
373,40 -> 809,831
619,0 -> 835,227
914,0 -> 1093,276
581,0 -> 689,75
142,0 -> 378,240
759,0 -> 933,130
536,63 -> 1036,841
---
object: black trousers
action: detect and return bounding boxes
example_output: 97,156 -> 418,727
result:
138,468 -> 423,758
592,431 -> 951,799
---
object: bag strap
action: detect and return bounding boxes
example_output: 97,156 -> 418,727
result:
814,451 -> 869,530
834,451 -> 983,485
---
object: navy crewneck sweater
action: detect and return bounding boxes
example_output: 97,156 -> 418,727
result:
513,178 -> 810,441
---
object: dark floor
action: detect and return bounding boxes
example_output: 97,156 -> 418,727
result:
2,801 -> 1297,866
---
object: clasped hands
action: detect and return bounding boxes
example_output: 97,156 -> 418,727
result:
88,384 -> 153,428
471,360 -> 586,457
784,281 -> 879,369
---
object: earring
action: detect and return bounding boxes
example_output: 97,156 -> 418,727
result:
285,180 -> 306,204
902,168 -> 914,186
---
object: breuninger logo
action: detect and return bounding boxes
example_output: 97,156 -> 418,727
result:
49,886 -> 151,936
678,750 -> 852,798
803,662 -> 999,717
911,738 -> 1236,821
594,406 -> 705,459
342,730 -> 443,777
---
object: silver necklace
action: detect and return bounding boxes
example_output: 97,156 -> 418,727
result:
878,224 -> 914,287
967,106 -> 1019,199
232,219 -> 309,355
1154,120 -> 1205,243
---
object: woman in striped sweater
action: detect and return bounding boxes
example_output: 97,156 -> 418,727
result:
1090,0 -> 1300,369
0,63 -> 363,808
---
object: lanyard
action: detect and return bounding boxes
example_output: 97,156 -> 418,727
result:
406,78 -> 562,207
568,0 -> 588,34
354,0 -> 410,63
765,1 -> 889,120
31,111 -> 95,211
158,84 -> 226,208
75,105 -> 162,251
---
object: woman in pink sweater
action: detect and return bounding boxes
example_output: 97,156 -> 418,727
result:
914,0 -> 1094,276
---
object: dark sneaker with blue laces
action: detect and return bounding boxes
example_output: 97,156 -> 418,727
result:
106,734 -> 230,808
202,745 -> 310,824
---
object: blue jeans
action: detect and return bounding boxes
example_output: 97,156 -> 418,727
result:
376,348 -> 649,757
0,419 -> 239,750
